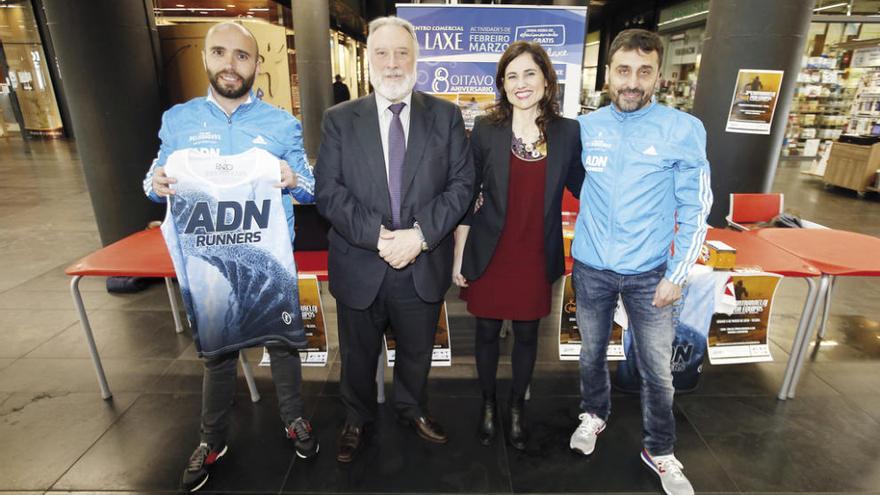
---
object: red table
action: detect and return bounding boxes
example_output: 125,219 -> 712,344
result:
65,228 -> 328,400
755,228 -> 880,398
563,228 -> 823,399
707,229 -> 824,399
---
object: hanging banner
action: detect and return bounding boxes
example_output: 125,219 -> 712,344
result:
725,69 -> 784,135
396,4 -> 588,129
260,275 -> 328,367
708,272 -> 782,364
558,274 -> 625,361
385,302 -> 452,367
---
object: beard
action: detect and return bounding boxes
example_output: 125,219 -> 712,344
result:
369,66 -> 416,102
611,86 -> 652,112
208,68 -> 255,100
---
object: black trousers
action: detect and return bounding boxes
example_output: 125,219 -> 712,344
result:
336,266 -> 441,426
201,346 -> 304,447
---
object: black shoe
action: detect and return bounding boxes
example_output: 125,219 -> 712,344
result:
478,396 -> 497,446
336,422 -> 364,463
410,415 -> 449,444
509,398 -> 528,451
286,417 -> 320,460
181,442 -> 227,492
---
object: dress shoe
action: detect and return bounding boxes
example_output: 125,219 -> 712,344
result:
336,423 -> 363,463
509,397 -> 528,451
410,415 -> 448,444
478,396 -> 497,446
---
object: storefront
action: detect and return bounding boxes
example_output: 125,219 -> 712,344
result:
655,0 -> 708,113
782,14 -> 880,164
152,0 -> 368,119
330,29 -> 367,100
581,31 -> 601,110
0,0 -> 65,138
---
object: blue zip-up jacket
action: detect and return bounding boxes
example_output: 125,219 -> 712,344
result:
573,102 -> 712,286
143,90 -> 315,241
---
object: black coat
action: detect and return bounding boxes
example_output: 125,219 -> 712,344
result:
316,92 -> 475,309
461,116 -> 584,284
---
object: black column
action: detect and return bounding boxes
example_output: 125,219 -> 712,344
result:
292,0 -> 333,160
692,0 -> 814,226
37,0 -> 164,245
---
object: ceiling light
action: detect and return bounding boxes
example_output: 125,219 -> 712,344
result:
813,2 -> 847,12
657,10 -> 709,27
155,7 -> 225,11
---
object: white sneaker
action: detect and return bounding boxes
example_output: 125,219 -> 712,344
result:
569,412 -> 606,455
640,449 -> 694,495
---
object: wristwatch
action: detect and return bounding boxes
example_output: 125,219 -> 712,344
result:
413,221 -> 429,252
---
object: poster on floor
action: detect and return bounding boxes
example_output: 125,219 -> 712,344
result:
725,69 -> 784,135
707,272 -> 782,365
396,4 -> 588,127
260,275 -> 328,367
385,302 -> 452,367
558,274 -> 626,361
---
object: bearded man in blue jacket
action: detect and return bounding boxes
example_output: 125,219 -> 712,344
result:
568,29 -> 712,495
143,21 -> 317,492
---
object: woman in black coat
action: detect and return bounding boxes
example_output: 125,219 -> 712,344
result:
452,41 -> 584,450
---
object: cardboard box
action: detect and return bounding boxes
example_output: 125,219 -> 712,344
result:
703,240 -> 736,270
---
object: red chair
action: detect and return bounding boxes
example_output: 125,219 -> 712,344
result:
725,193 -> 784,231
562,189 -> 580,213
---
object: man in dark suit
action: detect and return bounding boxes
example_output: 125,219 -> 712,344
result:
315,16 -> 474,463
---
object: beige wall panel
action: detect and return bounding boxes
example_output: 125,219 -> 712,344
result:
159,21 -> 292,113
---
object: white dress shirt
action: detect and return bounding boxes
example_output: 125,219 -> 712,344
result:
374,91 -> 412,180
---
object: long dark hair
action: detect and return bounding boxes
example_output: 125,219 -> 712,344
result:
485,41 -> 560,140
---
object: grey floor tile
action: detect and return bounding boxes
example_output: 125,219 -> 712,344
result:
0,392 -> 138,490
26,310 -> 191,360
0,358 -> 172,394
808,361 -> 880,396
52,393 -> 296,492
678,395 -> 880,492
0,310 -> 80,359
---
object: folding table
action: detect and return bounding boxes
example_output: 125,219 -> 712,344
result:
65,227 -> 328,401
706,229 -> 823,399
754,228 -> 880,398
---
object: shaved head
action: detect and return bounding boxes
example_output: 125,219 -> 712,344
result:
205,21 -> 259,58
203,21 -> 260,102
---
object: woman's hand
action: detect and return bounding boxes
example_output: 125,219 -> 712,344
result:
452,256 -> 468,288
452,225 -> 470,288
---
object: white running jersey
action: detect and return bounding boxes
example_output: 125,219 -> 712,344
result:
161,147 -> 306,358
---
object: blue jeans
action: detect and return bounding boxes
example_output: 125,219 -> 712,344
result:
573,260 -> 676,456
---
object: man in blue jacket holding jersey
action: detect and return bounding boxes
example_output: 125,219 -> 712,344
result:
569,29 -> 712,495
143,21 -> 317,492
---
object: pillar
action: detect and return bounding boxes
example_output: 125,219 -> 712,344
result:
36,0 -> 164,245
692,0 -> 815,225
292,0 -> 333,159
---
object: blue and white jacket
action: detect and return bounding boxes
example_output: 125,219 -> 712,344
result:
573,102 -> 712,286
143,89 -> 315,242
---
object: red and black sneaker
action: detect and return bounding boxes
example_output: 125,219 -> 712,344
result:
181,442 -> 227,492
286,417 -> 320,460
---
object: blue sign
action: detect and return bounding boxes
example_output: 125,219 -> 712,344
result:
397,4 -> 588,124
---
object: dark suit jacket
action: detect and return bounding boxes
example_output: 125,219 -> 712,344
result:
461,116 -> 584,284
315,91 -> 475,309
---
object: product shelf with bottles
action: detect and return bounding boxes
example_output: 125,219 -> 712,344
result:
783,58 -> 859,158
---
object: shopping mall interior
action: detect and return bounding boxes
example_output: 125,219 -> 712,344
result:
1,0 -> 879,494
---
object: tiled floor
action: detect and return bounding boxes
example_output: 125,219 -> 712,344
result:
0,138 -> 879,494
